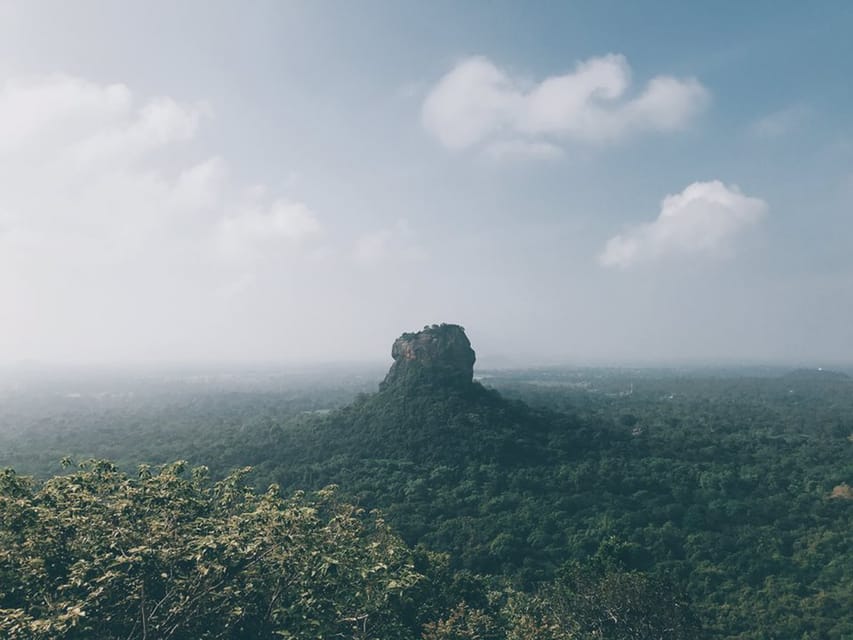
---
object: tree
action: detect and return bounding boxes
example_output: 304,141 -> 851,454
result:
0,460 -> 422,639
535,562 -> 703,640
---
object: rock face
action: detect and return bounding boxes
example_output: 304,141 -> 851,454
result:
380,324 -> 476,391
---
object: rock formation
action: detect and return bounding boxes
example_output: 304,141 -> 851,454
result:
380,324 -> 476,391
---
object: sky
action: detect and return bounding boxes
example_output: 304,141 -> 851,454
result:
0,0 -> 851,367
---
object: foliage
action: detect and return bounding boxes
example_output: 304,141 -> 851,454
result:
1,367 -> 852,637
0,460 -> 421,639
542,561 -> 700,640
422,602 -> 502,640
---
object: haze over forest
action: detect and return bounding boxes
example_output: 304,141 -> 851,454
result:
1,1 -> 852,368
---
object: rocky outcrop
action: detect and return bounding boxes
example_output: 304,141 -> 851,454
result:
380,324 -> 476,391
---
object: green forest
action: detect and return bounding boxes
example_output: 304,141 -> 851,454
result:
1,327 -> 851,639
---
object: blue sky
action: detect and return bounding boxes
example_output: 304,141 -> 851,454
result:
0,1 -> 851,365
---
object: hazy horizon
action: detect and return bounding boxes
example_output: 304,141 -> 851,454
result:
1,1 -> 852,367
0,353 -> 853,379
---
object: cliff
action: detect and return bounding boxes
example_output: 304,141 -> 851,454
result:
380,324 -> 476,391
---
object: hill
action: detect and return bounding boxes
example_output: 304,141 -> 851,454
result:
248,325 -> 602,578
300,324 -> 581,466
242,325 -> 852,639
781,367 -> 851,382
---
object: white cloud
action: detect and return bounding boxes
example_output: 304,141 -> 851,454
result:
0,72 -> 444,362
217,199 -> 322,261
0,74 -> 321,268
68,97 -> 206,168
422,54 -> 708,155
599,181 -> 767,268
0,75 -> 131,153
168,156 -> 229,213
0,73 -> 335,356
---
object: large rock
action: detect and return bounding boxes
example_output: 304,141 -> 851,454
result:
380,324 -> 475,391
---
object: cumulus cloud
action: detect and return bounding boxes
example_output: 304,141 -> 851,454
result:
0,72 -> 446,362
0,75 -> 130,153
0,74 -> 321,269
0,73 -> 339,361
217,200 -> 323,262
422,54 -> 708,155
69,97 -> 205,168
599,181 -> 767,268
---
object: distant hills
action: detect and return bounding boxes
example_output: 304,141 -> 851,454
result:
781,367 -> 851,381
